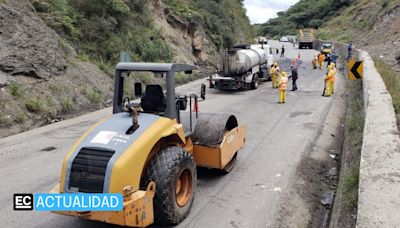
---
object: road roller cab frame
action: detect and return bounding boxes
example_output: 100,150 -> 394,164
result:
50,62 -> 246,227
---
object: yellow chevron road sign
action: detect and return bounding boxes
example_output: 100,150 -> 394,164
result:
348,59 -> 363,80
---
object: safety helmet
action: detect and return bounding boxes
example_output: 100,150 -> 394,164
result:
281,72 -> 287,77
274,62 -> 278,67
330,63 -> 336,67
328,65 -> 334,70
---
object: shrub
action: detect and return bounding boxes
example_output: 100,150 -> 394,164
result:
0,113 -> 13,127
14,112 -> 26,124
93,59 -> 114,77
77,53 -> 90,62
25,98 -> 45,113
61,97 -> 74,113
10,81 -> 24,97
84,88 -> 102,103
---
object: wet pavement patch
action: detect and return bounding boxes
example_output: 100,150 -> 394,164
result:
303,122 -> 319,129
40,146 -> 57,152
289,111 -> 312,118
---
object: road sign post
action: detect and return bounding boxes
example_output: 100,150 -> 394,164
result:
348,59 -> 363,80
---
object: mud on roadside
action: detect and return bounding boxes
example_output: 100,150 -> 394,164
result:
272,73 -> 347,227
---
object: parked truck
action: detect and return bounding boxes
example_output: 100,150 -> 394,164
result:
208,44 -> 269,90
320,41 -> 333,56
298,28 -> 315,49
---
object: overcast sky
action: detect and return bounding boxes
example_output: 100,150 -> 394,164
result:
243,0 -> 300,24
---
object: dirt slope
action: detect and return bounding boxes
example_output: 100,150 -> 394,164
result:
0,0 -> 254,138
0,0 -> 113,138
149,0 -> 218,68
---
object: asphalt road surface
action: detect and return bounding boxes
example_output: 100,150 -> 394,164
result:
0,41 -> 340,228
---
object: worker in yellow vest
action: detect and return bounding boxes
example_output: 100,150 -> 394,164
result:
330,63 -> 337,94
274,63 -> 281,88
270,64 -> 276,88
270,62 -> 280,88
324,65 -> 335,97
278,72 -> 288,103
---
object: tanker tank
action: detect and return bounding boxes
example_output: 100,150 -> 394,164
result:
223,45 -> 267,75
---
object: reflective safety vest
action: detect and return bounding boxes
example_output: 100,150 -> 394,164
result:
270,66 -> 276,75
332,68 -> 337,81
325,69 -> 335,82
274,67 -> 280,76
318,54 -> 325,62
279,77 -> 288,90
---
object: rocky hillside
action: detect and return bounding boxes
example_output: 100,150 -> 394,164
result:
0,0 -> 253,138
259,0 -> 400,71
317,0 -> 400,71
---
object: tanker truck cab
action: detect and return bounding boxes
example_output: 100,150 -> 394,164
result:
209,44 -> 268,90
50,62 -> 246,227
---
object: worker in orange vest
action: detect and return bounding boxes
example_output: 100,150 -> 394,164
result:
318,53 -> 325,69
278,72 -> 288,103
312,55 -> 318,69
323,65 -> 335,97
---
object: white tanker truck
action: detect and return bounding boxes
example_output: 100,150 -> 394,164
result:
208,44 -> 271,90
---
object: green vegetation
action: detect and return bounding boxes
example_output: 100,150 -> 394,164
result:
31,0 -> 172,65
0,113 -> 13,127
61,96 -> 74,113
93,59 -> 115,77
316,0 -> 399,42
31,0 -> 253,72
258,0 -> 400,44
340,80 -> 364,210
164,0 -> 254,48
134,72 -> 154,85
84,88 -> 102,103
25,98 -> 46,113
10,81 -> 24,97
258,0 -> 349,37
77,53 -> 90,62
342,166 -> 360,208
374,58 -> 400,114
175,72 -> 200,85
14,112 -> 27,124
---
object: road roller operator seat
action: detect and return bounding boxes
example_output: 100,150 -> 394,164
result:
141,85 -> 166,113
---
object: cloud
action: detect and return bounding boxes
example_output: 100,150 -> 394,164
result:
244,0 -> 299,24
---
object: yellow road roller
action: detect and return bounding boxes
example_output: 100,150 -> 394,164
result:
50,62 -> 246,227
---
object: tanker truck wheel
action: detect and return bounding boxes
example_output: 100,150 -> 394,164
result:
142,146 -> 197,225
250,75 -> 259,90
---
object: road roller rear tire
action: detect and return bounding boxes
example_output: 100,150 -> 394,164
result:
142,146 -> 197,225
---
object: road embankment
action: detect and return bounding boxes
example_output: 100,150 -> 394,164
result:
316,39 -> 400,227
356,51 -> 400,227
